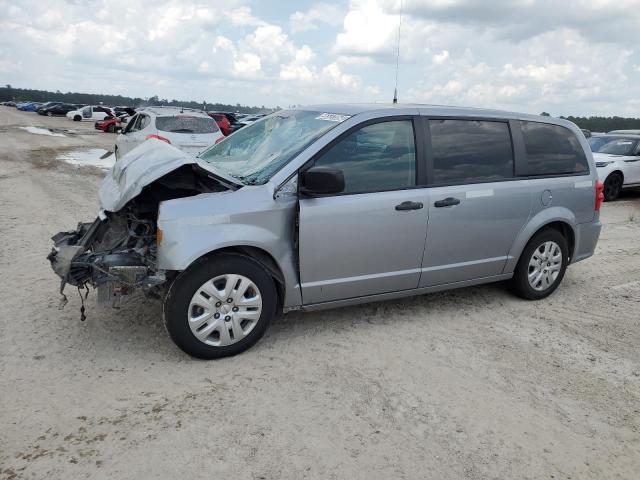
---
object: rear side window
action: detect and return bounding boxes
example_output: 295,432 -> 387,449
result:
521,121 -> 589,175
314,120 -> 416,194
156,116 -> 219,134
429,119 -> 514,184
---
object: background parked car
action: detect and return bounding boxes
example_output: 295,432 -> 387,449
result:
115,106 -> 223,158
208,112 -> 233,136
66,105 -> 114,122
607,129 -> 640,135
208,111 -> 245,134
17,102 -> 42,112
589,134 -> 640,200
39,103 -> 81,117
36,102 -> 63,115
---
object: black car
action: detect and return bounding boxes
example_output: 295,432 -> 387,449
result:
36,102 -> 64,115
40,103 -> 79,117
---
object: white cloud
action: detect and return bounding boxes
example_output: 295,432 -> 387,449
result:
290,3 -> 344,33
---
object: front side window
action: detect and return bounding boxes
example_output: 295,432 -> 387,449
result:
314,120 -> 416,194
429,119 -> 514,184
521,121 -> 589,175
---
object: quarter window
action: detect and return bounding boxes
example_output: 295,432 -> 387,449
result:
314,120 -> 416,194
429,119 -> 514,184
521,121 -> 589,175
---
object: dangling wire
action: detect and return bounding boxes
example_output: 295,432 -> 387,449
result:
393,0 -> 403,104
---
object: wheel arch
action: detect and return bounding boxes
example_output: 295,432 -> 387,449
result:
183,245 -> 287,312
505,209 -> 577,273
607,169 -> 624,182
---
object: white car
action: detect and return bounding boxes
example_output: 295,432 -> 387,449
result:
66,105 -> 114,122
115,107 -> 224,159
589,134 -> 640,200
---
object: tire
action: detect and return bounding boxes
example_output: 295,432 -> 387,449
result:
47,111 -> 53,117
107,124 -> 115,133
73,115 -> 81,122
603,172 -> 623,201
509,228 -> 569,300
163,253 -> 277,359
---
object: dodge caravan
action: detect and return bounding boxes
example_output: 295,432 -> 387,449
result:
48,104 -> 603,358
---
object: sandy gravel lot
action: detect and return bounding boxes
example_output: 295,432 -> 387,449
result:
1,107 -> 639,480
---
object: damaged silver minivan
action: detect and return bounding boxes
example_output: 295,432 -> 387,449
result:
48,104 -> 603,358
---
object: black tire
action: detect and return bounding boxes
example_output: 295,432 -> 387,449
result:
163,253 -> 277,359
603,172 -> 623,201
73,115 -> 81,122
107,124 -> 115,133
47,111 -> 53,117
509,228 -> 569,300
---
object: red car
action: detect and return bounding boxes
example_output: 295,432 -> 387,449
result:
208,112 -> 232,136
94,116 -> 121,133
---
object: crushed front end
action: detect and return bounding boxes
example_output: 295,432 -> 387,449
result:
46,140 -> 237,312
48,208 -> 165,308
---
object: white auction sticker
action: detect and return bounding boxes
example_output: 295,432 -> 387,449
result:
315,113 -> 350,122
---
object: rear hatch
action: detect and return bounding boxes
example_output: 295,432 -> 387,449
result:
155,115 -> 222,156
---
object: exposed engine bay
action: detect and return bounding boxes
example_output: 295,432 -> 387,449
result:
47,164 -> 230,309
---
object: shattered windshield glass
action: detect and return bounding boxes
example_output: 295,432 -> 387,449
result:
198,110 -> 350,185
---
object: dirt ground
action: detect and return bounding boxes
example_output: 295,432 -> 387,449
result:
0,106 -> 639,480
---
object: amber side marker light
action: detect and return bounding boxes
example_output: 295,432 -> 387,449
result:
156,227 -> 163,246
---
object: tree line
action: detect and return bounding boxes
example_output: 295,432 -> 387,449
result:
0,85 -> 276,114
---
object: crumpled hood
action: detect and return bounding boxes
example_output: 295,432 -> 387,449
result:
593,152 -> 636,162
99,140 -> 196,212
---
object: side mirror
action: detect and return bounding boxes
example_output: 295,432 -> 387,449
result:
299,166 -> 345,196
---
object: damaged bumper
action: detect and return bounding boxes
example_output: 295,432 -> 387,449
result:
47,215 -> 165,306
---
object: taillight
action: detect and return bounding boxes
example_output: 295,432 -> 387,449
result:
215,136 -> 225,144
146,134 -> 171,144
595,180 -> 604,211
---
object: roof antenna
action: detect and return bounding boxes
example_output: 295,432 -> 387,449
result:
393,0 -> 403,104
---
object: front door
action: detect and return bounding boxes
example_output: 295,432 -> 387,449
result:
299,118 -> 429,304
420,119 -> 532,287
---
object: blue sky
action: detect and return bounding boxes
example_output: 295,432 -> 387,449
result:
1,0 -> 639,115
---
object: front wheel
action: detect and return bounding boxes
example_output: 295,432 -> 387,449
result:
164,253 -> 277,359
73,115 -> 81,121
107,124 -> 115,133
47,111 -> 53,117
603,172 -> 623,201
509,229 -> 568,300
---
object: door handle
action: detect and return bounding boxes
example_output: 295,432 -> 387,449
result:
395,201 -> 424,211
434,197 -> 461,208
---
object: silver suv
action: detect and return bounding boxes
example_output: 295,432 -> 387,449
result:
48,104 -> 603,359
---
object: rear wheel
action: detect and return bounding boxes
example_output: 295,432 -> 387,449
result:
510,229 -> 568,300
164,253 -> 277,359
603,172 -> 623,201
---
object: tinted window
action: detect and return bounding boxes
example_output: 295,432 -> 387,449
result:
314,120 -> 416,194
429,119 -> 513,184
156,116 -> 218,134
521,121 -> 589,175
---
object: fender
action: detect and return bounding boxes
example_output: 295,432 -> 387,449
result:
504,206 -> 577,273
156,188 -> 302,308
